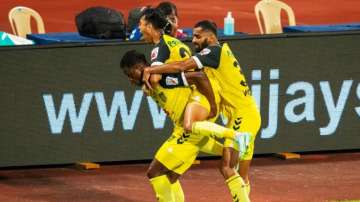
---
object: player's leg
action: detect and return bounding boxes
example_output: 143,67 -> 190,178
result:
182,85 -> 215,134
183,101 -> 210,133
192,120 -> 238,139
166,134 -> 222,202
191,108 -> 250,146
182,92 -> 229,157
220,147 -> 238,179
236,138 -> 255,196
167,170 -> 185,202
233,107 -> 261,199
238,160 -> 251,195
183,90 -> 249,202
183,90 -> 238,141
220,107 -> 254,202
148,127 -> 186,202
198,136 -> 224,156
221,145 -> 250,202
187,76 -> 245,141
152,126 -> 203,202
147,159 -> 176,202
237,109 -> 261,197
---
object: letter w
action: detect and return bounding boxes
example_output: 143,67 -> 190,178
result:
95,91 -> 143,131
43,93 -> 93,134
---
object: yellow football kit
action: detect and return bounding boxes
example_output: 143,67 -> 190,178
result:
193,43 -> 261,160
151,81 -> 222,175
149,34 -> 222,174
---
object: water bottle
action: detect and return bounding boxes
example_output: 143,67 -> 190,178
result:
224,11 -> 235,36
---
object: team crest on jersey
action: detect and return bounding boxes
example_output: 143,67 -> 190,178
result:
199,48 -> 211,56
167,40 -> 179,47
151,47 -> 159,61
165,76 -> 179,86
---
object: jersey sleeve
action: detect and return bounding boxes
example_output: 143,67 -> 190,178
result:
151,37 -> 170,66
158,73 -> 189,88
192,45 -> 221,69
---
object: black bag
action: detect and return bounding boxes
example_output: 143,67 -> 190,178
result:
75,7 -> 126,39
127,6 -> 148,33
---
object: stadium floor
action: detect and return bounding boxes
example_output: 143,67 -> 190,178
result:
0,151 -> 359,202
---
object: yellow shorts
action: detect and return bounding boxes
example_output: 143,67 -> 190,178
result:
155,72 -> 223,174
155,125 -> 221,175
222,105 -> 261,161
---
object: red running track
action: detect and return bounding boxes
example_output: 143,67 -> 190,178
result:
0,152 -> 359,202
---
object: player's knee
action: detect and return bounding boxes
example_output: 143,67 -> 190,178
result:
146,169 -> 154,179
219,158 -> 236,178
219,164 -> 232,173
146,167 -> 160,179
167,172 -> 180,184
219,165 -> 235,178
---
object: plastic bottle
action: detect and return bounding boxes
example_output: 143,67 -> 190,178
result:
224,11 -> 235,36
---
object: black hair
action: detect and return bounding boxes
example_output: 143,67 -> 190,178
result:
141,8 -> 173,35
120,50 -> 148,73
194,20 -> 218,36
156,1 -> 178,17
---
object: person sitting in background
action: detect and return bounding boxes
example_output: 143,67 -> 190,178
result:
128,1 -> 187,41
156,1 -> 187,39
128,6 -> 149,41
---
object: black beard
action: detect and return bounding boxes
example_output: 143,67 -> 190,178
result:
195,39 -> 209,52
194,45 -> 202,53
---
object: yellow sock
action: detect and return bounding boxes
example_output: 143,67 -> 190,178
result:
198,136 -> 224,156
226,174 -> 250,202
192,121 -> 235,139
149,175 -> 175,202
171,180 -> 184,202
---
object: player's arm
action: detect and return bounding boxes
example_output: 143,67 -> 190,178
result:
149,74 -> 162,86
159,71 -> 217,118
147,58 -> 197,74
142,74 -> 162,95
143,46 -> 220,85
143,59 -> 196,89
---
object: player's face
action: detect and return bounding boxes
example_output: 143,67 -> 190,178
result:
125,63 -> 144,86
167,13 -> 178,28
139,17 -> 153,43
192,27 -> 209,52
166,11 -> 178,36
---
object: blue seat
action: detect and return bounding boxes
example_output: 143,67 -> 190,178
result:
27,32 -> 123,45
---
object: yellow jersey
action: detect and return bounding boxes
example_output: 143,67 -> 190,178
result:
193,43 -> 257,110
149,34 -> 192,125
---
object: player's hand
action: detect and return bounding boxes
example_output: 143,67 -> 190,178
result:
142,68 -> 153,90
142,84 -> 150,96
